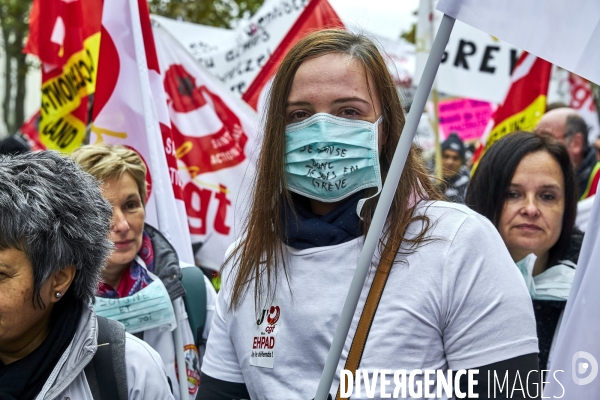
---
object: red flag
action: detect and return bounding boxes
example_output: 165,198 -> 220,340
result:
472,52 -> 552,166
241,0 -> 344,110
19,112 -> 45,152
24,0 -> 102,153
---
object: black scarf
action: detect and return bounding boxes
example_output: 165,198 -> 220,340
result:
282,191 -> 364,250
0,292 -> 81,400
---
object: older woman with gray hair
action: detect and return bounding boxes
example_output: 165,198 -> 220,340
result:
0,151 -> 174,400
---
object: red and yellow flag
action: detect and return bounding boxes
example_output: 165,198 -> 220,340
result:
24,0 -> 102,153
581,162 -> 600,200
472,52 -> 552,167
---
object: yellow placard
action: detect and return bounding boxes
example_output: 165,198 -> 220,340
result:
39,113 -> 87,153
39,32 -> 101,153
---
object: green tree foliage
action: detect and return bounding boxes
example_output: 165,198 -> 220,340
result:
0,0 -> 32,135
148,0 -> 265,28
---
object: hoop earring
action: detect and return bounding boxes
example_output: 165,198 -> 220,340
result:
55,292 -> 62,299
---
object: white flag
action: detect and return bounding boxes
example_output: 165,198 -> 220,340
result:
416,0 -> 521,103
91,0 -> 193,263
544,192 -> 600,397
436,0 -> 600,85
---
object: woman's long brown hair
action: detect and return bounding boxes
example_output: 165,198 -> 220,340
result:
225,29 -> 442,311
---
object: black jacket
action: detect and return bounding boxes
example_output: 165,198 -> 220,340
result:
577,148 -> 597,198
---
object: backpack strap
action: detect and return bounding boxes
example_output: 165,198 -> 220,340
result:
335,210 -> 412,400
180,264 -> 208,347
84,315 -> 128,400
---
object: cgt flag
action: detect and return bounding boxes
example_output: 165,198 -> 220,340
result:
152,21 -> 259,271
91,0 -> 193,264
24,0 -> 102,153
436,0 -> 600,85
472,52 -> 551,166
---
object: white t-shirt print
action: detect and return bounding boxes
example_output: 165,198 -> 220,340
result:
201,201 -> 539,399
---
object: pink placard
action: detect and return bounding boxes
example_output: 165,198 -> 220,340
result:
438,98 -> 494,142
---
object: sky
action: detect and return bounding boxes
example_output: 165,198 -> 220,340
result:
328,0 -> 420,40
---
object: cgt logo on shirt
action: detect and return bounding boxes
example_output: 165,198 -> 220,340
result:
256,305 -> 280,327
251,304 -> 281,369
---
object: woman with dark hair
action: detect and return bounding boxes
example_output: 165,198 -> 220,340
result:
466,131 -> 580,371
0,151 -> 174,399
199,30 -> 540,399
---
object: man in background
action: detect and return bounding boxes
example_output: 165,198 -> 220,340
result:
439,133 -> 470,203
536,107 -> 597,198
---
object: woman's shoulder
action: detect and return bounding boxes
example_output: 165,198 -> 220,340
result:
123,333 -> 175,398
405,200 -> 515,282
125,333 -> 167,366
411,199 -> 497,241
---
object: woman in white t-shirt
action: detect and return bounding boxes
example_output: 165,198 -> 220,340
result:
199,30 -> 540,400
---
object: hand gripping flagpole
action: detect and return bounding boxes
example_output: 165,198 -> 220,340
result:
314,14 -> 456,400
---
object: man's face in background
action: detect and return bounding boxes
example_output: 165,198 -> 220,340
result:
442,149 -> 462,178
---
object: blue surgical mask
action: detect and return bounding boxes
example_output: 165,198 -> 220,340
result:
94,266 -> 177,334
515,254 -> 575,301
284,113 -> 383,216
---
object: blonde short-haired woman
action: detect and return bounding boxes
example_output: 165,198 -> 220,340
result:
72,143 -> 217,400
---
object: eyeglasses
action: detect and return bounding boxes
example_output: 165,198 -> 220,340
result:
554,130 -> 576,143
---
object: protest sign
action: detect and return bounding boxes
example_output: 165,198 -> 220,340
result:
92,0 -> 193,264
436,0 -> 600,86
437,98 -> 493,141
152,21 -> 259,270
415,0 -> 520,104
24,0 -> 102,153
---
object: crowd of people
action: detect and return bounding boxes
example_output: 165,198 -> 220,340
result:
0,28 -> 598,400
